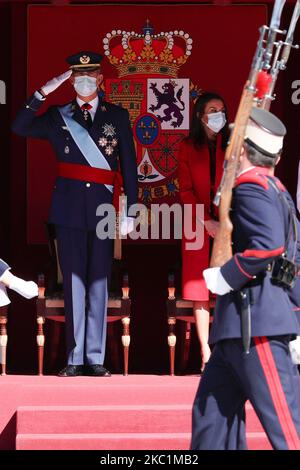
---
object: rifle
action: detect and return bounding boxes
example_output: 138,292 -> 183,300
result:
259,0 -> 300,110
210,0 -> 287,268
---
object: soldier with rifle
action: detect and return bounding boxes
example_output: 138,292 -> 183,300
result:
191,0 -> 300,450
191,107 -> 300,450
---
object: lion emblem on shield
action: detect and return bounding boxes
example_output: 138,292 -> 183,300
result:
149,80 -> 185,128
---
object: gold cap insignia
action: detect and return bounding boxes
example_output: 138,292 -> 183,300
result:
80,55 -> 91,64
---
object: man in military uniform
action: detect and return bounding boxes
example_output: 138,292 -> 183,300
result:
191,108 -> 300,450
13,51 -> 138,377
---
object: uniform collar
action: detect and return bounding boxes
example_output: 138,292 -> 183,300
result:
76,95 -> 99,110
235,166 -> 274,189
236,166 -> 256,178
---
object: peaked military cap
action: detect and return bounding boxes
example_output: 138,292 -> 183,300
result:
245,107 -> 286,157
66,51 -> 103,72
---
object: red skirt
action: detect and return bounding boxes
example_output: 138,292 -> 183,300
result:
181,230 -> 210,301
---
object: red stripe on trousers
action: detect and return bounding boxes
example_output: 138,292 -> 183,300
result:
254,336 -> 300,450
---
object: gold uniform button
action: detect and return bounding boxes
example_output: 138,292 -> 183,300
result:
86,183 -> 91,188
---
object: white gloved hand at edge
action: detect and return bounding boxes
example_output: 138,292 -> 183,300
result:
8,276 -> 38,299
203,267 -> 233,296
40,70 -> 72,96
289,336 -> 300,365
0,284 -> 11,307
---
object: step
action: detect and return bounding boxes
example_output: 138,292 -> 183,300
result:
16,432 -> 271,450
246,406 -> 265,433
0,375 -> 272,451
16,432 -> 190,450
17,403 -> 265,434
17,405 -> 192,434
2,375 -> 200,406
247,433 -> 272,450
20,382 -> 197,405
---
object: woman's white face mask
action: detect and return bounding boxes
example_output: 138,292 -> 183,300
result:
74,75 -> 98,97
206,111 -> 226,133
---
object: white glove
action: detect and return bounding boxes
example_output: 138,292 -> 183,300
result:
8,276 -> 38,299
203,267 -> 233,296
0,284 -> 11,307
289,336 -> 300,365
40,70 -> 72,96
120,216 -> 135,237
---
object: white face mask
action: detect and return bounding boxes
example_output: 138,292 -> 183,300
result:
206,111 -> 226,133
74,76 -> 97,97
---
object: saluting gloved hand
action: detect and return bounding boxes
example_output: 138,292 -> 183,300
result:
40,70 -> 72,97
203,267 -> 233,296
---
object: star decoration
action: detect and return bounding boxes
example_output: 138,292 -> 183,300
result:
105,146 -> 114,156
102,123 -> 116,137
98,137 -> 108,147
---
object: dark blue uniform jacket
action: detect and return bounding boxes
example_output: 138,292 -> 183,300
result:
210,167 -> 300,344
12,94 -> 138,229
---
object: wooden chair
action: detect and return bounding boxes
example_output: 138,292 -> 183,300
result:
36,224 -> 131,376
166,272 -> 214,375
0,305 -> 8,375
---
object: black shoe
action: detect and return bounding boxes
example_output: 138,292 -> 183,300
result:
58,365 -> 85,377
85,364 -> 111,377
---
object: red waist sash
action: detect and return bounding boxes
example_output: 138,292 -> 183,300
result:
57,162 -> 123,209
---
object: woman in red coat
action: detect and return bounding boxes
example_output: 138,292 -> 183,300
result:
178,92 -> 229,370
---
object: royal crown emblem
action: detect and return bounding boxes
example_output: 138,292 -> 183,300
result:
103,21 -> 197,214
103,20 -> 193,78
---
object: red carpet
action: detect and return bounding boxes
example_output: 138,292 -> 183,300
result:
0,375 -> 271,450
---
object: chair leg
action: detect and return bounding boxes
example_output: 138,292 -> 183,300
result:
0,315 -> 8,376
37,316 -> 45,376
178,321 -> 191,374
167,317 -> 176,376
47,320 -> 63,373
107,322 -> 121,372
121,316 -> 130,376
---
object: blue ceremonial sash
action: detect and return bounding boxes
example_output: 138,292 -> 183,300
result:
58,104 -> 113,193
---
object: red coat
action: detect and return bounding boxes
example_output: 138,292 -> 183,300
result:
178,137 -> 224,300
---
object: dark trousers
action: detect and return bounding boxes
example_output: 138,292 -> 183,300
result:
56,225 -> 113,365
191,336 -> 300,450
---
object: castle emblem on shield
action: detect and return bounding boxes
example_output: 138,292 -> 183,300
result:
103,21 -> 193,205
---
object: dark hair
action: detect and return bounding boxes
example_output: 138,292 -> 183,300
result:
188,92 -> 229,150
244,141 -> 279,168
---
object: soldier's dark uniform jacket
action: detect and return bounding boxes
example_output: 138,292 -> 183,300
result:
284,190 -> 300,319
192,166 -> 300,450
211,167 -> 300,343
12,94 -> 138,229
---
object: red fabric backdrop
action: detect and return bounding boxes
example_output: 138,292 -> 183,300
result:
0,4 -> 10,257
5,1 -> 300,377
27,4 -> 266,243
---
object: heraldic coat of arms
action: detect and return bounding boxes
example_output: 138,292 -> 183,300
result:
103,21 -> 196,211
